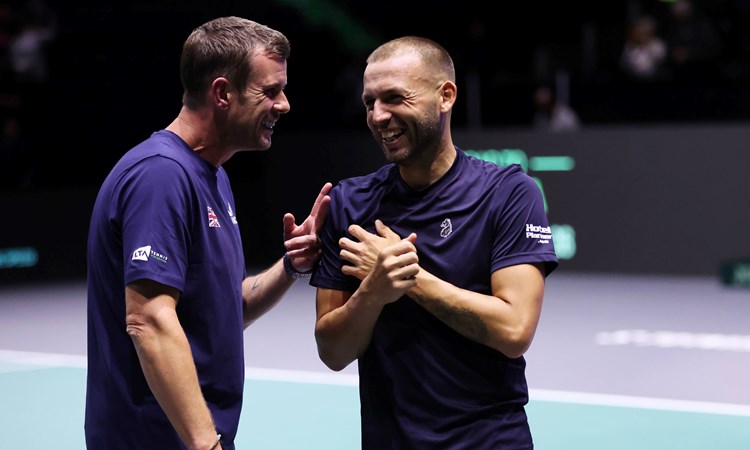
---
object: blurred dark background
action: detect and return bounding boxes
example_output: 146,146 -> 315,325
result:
1,0 -> 750,284
2,0 -> 750,189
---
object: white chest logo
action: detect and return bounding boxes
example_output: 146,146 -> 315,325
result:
227,203 -> 238,225
440,218 -> 452,238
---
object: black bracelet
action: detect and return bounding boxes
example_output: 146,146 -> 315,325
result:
283,253 -> 312,279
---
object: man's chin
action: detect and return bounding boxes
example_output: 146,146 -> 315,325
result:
235,141 -> 271,152
251,136 -> 273,151
383,147 -> 409,164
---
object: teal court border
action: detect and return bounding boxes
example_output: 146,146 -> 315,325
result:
2,350 -> 748,450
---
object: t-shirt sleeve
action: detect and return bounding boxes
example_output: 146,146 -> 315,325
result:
310,183 -> 360,292
491,171 -> 559,277
118,156 -> 191,291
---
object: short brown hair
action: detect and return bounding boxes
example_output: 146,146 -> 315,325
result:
180,16 -> 290,106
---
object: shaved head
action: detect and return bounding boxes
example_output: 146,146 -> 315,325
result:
366,36 -> 455,84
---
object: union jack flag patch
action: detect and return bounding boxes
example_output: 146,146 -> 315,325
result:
207,206 -> 221,228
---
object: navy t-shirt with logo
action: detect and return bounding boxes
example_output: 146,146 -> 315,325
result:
85,130 -> 245,449
311,147 -> 558,450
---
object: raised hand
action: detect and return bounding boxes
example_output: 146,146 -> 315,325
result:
283,182 -> 332,273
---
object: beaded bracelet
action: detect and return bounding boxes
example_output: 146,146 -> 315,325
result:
283,253 -> 312,279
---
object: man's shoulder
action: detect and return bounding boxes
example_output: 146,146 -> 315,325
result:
459,150 -> 530,185
101,132 -> 194,192
117,131 -> 192,171
334,164 -> 396,193
128,130 -> 188,159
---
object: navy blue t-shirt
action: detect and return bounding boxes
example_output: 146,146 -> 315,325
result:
85,130 -> 246,449
311,148 -> 558,450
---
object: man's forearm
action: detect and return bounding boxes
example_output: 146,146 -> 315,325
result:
241,258 -> 295,327
132,323 -> 219,449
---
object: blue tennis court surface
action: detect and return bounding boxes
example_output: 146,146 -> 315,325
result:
2,350 -> 748,450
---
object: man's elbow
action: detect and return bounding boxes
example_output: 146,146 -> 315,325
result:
316,345 -> 352,372
500,343 -> 530,359
125,313 -> 152,341
314,331 -> 355,371
493,326 -> 536,359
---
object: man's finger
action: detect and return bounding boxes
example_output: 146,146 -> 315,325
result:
313,197 -> 331,232
282,213 -> 296,235
375,219 -> 401,239
347,224 -> 371,241
310,182 -> 333,216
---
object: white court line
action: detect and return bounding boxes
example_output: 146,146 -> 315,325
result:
595,329 -> 750,352
0,349 -> 359,385
2,349 -> 748,417
530,388 -> 750,417
0,349 -> 87,367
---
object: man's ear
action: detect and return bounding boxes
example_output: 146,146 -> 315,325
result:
211,77 -> 231,110
440,80 -> 457,112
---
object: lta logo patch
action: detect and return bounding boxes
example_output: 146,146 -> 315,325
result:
131,245 -> 169,264
132,245 -> 151,261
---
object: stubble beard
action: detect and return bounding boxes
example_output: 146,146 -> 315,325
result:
382,112 -> 442,165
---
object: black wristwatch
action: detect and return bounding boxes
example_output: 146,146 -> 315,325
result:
283,253 -> 312,279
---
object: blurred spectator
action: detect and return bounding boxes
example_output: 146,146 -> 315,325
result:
8,6 -> 55,84
620,15 -> 669,81
664,0 -> 724,81
3,0 -> 57,190
532,84 -> 581,133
